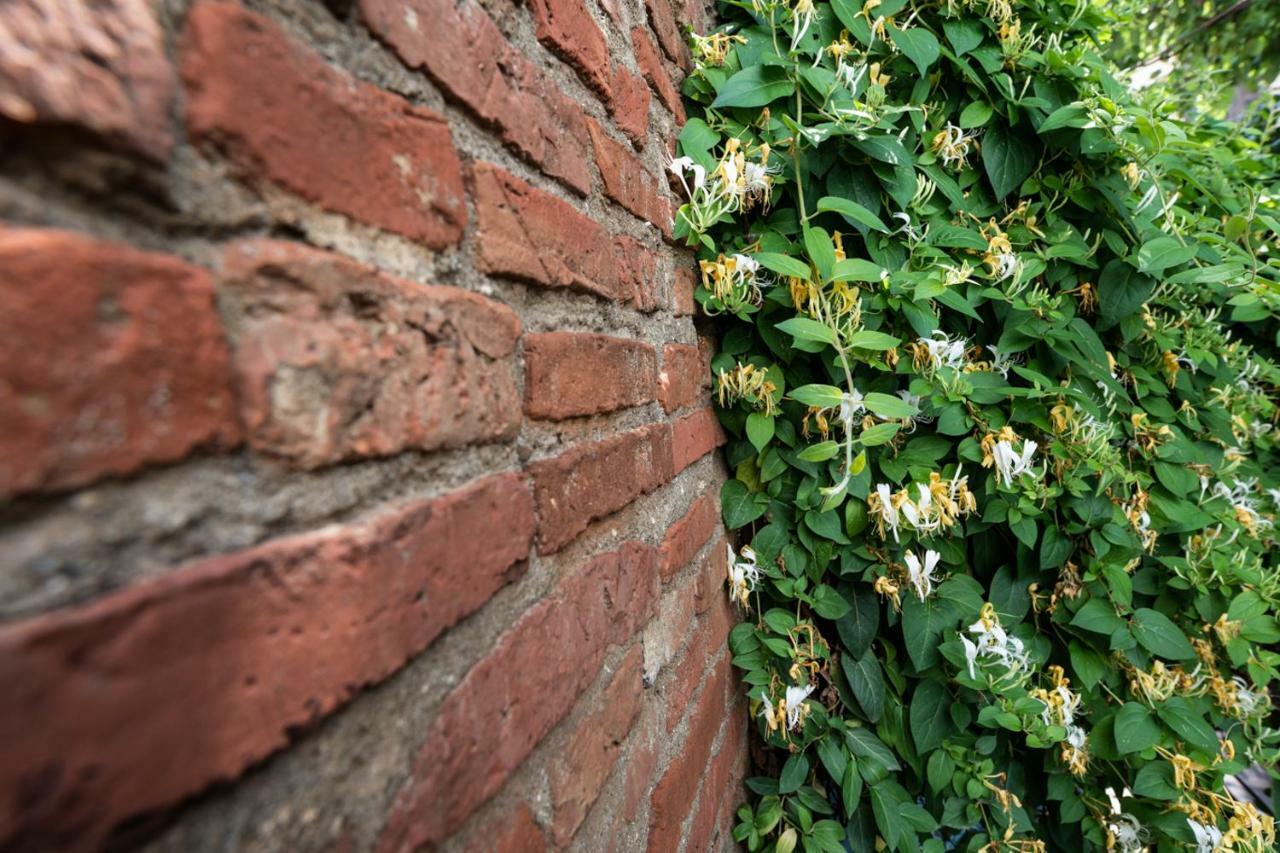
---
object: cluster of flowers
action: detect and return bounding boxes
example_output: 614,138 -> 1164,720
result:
961,603 -> 1032,683
867,469 -> 978,541
1030,665 -> 1090,777
670,137 -> 778,239
980,426 -> 1041,488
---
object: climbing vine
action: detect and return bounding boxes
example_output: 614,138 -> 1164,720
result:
673,0 -> 1280,849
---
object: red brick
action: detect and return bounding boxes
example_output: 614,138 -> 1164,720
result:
221,240 -> 521,468
665,596 -> 734,731
672,406 -> 726,475
475,163 -> 655,309
530,423 -> 674,553
0,227 -> 238,499
645,0 -> 688,67
0,473 -> 534,851
550,646 -> 644,845
660,492 -> 718,581
464,802 -> 547,853
694,535 -> 731,615
182,3 -> 465,248
616,235 -> 662,312
525,332 -> 657,420
623,732 -> 659,823
687,709 -> 748,853
673,264 -> 698,315
609,64 -> 651,147
529,0 -> 611,98
377,542 -> 659,851
647,652 -> 732,852
360,0 -> 592,195
588,118 -> 672,236
0,0 -> 175,158
631,28 -> 685,122
659,343 -> 708,414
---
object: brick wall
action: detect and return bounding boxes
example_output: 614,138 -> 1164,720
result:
0,0 -> 746,850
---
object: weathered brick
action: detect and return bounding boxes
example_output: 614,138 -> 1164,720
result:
0,227 -> 238,499
550,646 -> 644,845
464,802 -> 547,853
694,535 -> 731,615
529,0 -> 611,97
672,406 -> 726,475
221,240 -> 521,468
475,163 -> 645,307
642,576 -> 698,683
686,708 -> 748,853
0,473 -> 534,851
609,64 -> 651,147
659,342 -> 708,414
377,542 -> 659,851
530,423 -> 674,553
588,118 -> 672,236
616,235 -> 662,312
182,3 -> 466,248
645,0 -> 688,66
631,27 -> 685,122
622,730 -> 659,823
660,492 -> 719,581
525,332 -> 657,420
647,651 -> 732,852
0,0 -> 175,158
665,595 -> 734,732
673,264 -> 698,315
360,0 -> 592,195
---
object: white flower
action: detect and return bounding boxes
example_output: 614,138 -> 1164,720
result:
839,389 -> 865,426
964,605 -> 1030,680
987,345 -> 1016,379
1065,724 -> 1087,749
918,330 -> 968,371
1108,814 -> 1146,853
960,635 -> 980,678
789,0 -> 816,51
991,251 -> 1021,281
904,549 -> 942,601
668,156 -> 706,194
992,439 -> 1038,487
784,683 -> 816,730
1188,818 -> 1223,853
873,482 -> 901,542
732,253 -> 760,276
1234,677 -> 1266,717
727,544 -> 760,608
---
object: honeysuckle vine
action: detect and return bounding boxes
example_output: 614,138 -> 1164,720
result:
674,0 -> 1280,850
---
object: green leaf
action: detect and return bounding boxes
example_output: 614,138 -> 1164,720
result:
1037,103 -> 1089,133
1069,641 -> 1108,692
798,440 -> 840,461
746,412 -> 775,452
1131,608 -> 1196,661
982,120 -> 1037,199
870,785 -> 903,848
1158,697 -> 1219,753
777,317 -> 836,345
754,252 -> 812,279
902,596 -> 949,670
779,752 -> 810,794
844,649 -> 886,722
831,258 -> 886,282
721,479 -> 767,529
1133,762 -> 1180,800
889,26 -> 940,76
836,586 -> 880,658
862,391 -> 916,419
958,101 -> 993,129
858,422 -> 900,446
846,330 -> 901,350
1098,259 -> 1156,330
712,65 -> 796,108
845,728 -> 900,772
1136,236 -> 1197,275
816,196 -> 888,232
943,19 -> 984,55
790,384 -> 844,408
910,680 -> 952,752
803,226 -> 839,281
1069,599 -> 1124,635
1114,702 -> 1161,754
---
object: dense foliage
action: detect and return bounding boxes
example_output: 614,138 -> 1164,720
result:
672,0 -> 1280,849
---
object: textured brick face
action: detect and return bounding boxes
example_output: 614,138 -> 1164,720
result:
524,332 -> 658,420
182,3 -> 467,247
0,227 -> 239,498
0,0 -> 175,157
0,473 -> 534,851
222,240 -> 522,467
360,0 -> 593,194
0,0 -> 739,847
